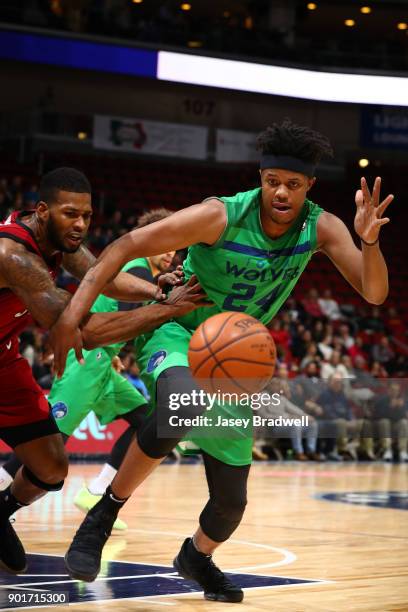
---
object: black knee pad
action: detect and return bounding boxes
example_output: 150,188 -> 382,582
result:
138,366 -> 206,459
22,466 -> 65,491
136,419 -> 181,458
199,494 -> 247,542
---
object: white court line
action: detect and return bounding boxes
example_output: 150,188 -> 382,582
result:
125,528 -> 297,570
4,573 -> 179,588
27,531 -> 297,571
0,586 -> 49,592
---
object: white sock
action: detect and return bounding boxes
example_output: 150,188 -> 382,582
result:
88,464 -> 117,496
0,467 -> 13,491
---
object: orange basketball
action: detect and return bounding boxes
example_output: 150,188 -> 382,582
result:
188,312 -> 276,395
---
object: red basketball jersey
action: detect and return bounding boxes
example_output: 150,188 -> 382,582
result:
0,211 -> 62,362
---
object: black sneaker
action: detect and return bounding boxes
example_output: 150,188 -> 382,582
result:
0,518 -> 27,574
64,508 -> 114,582
173,538 -> 244,603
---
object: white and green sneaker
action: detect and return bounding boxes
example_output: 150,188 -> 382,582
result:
74,486 -> 128,531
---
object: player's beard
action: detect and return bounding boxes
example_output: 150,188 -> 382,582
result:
45,215 -> 81,253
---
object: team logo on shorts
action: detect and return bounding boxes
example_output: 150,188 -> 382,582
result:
147,350 -> 167,373
52,402 -> 68,419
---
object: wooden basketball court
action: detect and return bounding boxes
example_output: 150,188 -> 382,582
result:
1,462 -> 407,611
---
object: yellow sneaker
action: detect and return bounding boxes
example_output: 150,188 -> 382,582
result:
73,486 -> 128,531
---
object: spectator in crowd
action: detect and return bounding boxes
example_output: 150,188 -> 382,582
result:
372,336 -> 395,373
320,350 -> 349,380
348,336 -> 368,365
318,334 -> 334,361
20,329 -> 44,368
254,378 -> 321,461
332,334 -> 347,356
345,354 -> 378,408
293,361 -> 321,399
339,354 -> 358,398
338,324 -> 355,350
318,288 -> 343,321
291,327 -> 313,360
301,288 -> 324,319
370,360 -> 388,379
351,356 -> 379,391
284,296 -> 302,323
340,355 -> 355,377
19,331 -> 36,368
291,362 -> 325,422
299,342 -> 322,371
316,374 -> 372,460
371,382 -> 408,462
360,306 -> 385,333
268,319 -> 291,362
312,320 -> 326,343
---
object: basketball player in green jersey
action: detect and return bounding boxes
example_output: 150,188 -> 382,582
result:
0,209 -> 176,531
52,119 -> 393,601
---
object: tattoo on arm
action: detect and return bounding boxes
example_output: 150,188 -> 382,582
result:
0,243 -> 71,329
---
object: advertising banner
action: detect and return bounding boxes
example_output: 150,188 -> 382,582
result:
93,114 -> 208,159
216,128 -> 258,162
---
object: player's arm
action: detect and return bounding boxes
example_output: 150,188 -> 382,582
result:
317,177 -> 393,305
0,240 -> 71,329
51,199 -> 226,374
81,275 -> 208,349
62,245 -> 161,303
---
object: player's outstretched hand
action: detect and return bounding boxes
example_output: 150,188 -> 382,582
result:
50,314 -> 84,378
157,264 -> 184,292
164,274 -> 211,316
354,177 -> 394,245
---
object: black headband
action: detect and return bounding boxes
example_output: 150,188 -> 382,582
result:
260,154 -> 316,177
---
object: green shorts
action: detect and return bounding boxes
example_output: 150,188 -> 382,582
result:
136,321 -> 253,466
49,348 -> 147,436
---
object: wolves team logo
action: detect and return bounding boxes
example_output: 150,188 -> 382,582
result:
147,350 -> 167,373
52,402 -> 68,419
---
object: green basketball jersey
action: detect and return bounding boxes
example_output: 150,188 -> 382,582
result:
177,187 -> 323,329
89,256 -> 152,359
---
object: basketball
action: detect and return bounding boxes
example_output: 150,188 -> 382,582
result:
188,311 -> 276,395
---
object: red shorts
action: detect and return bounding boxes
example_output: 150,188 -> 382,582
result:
0,351 -> 50,427
0,349 -> 60,448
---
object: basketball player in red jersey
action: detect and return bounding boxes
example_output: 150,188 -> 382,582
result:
0,167 -> 207,575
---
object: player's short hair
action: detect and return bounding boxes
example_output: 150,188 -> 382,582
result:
39,167 -> 91,204
136,208 -> 173,228
256,118 -> 333,165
